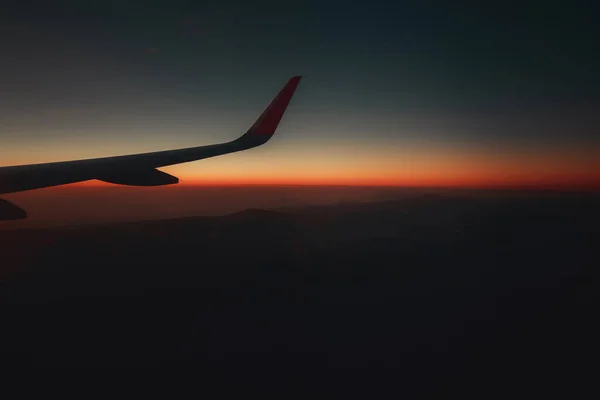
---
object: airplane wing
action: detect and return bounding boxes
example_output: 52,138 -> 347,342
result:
0,76 -> 302,220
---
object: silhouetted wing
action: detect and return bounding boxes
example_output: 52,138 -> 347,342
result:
0,76 -> 302,195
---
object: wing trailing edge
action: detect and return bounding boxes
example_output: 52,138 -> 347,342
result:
0,198 -> 27,220
97,169 -> 179,186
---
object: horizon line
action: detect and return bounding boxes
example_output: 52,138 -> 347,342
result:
26,180 -> 600,192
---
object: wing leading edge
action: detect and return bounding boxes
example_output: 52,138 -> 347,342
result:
0,76 -> 302,197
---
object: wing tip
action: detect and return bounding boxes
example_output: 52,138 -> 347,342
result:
289,76 -> 302,85
237,75 -> 303,143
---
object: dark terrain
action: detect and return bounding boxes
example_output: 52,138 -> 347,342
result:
0,192 -> 598,393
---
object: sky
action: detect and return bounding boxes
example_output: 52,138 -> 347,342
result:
1,0 -> 599,191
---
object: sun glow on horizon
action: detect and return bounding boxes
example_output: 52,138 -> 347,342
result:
2,129 -> 598,192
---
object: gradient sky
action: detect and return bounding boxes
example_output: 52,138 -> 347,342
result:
1,1 -> 599,188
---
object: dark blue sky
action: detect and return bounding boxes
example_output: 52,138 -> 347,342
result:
1,1 -> 598,187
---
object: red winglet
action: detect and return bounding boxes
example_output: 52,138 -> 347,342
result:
247,76 -> 302,136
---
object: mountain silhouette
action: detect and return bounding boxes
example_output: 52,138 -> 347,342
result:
0,192 -> 597,393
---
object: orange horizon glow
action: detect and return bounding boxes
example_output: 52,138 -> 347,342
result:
3,133 -> 599,193
74,176 -> 600,191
